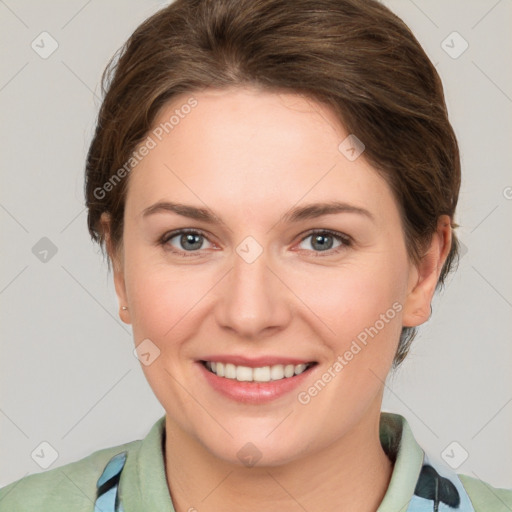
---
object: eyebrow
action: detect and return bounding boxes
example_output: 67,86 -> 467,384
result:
141,200 -> 375,224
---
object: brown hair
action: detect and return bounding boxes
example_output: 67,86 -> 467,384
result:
85,0 -> 461,368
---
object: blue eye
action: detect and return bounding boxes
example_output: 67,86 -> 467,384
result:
297,230 -> 352,255
161,229 -> 213,254
159,228 -> 351,257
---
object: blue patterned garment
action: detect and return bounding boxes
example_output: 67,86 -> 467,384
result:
94,448 -> 476,512
94,451 -> 127,512
407,453 -> 475,512
2,413 -> 509,510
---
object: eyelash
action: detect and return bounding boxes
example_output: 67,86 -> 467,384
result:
159,228 -> 353,258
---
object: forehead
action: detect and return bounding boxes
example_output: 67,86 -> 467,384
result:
125,87 -> 396,224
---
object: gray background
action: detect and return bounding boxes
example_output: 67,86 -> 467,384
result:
1,0 -> 511,490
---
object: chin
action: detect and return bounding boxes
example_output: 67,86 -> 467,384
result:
209,439 -> 305,469
193,420 -> 311,468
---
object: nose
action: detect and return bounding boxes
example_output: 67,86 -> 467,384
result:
215,247 -> 293,340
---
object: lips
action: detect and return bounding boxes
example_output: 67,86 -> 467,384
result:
195,354 -> 318,404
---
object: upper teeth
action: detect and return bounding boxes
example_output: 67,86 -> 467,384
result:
205,361 -> 311,382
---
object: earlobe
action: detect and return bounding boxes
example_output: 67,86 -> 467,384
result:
401,284 -> 433,328
118,303 -> 131,324
112,252 -> 131,325
100,212 -> 132,325
401,215 -> 452,328
112,251 -> 132,325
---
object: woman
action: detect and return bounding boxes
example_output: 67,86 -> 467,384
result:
1,0 -> 510,510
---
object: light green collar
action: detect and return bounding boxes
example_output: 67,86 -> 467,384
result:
115,412 -> 448,512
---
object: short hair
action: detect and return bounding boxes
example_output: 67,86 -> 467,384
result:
85,0 -> 461,368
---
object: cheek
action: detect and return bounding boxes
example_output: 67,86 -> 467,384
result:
127,266 -> 198,339
123,244 -> 219,348
123,223 -> 409,357
290,252 -> 407,371
298,257 -> 405,327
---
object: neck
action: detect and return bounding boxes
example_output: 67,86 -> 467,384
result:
164,401 -> 393,512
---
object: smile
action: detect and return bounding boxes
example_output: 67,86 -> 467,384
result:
201,361 -> 316,382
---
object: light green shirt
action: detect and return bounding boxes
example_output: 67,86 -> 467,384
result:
0,412 -> 510,511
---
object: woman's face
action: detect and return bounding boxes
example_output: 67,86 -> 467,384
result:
110,87 -> 439,466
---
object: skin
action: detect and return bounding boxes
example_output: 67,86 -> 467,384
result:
101,86 -> 452,512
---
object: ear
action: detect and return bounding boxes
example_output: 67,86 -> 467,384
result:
100,212 -> 131,325
402,215 -> 452,328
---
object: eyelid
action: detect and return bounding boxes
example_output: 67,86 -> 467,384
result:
297,228 -> 352,242
159,227 -> 352,256
160,228 -> 211,243
293,228 -> 352,254
159,228 -> 216,255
